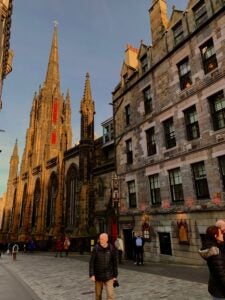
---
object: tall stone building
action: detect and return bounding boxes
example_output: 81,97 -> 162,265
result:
0,25 -> 116,249
0,0 -> 13,109
112,0 -> 225,264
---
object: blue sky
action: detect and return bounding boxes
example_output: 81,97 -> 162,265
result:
0,0 -> 187,195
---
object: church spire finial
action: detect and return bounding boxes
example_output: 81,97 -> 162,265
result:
82,72 -> 92,102
44,24 -> 60,91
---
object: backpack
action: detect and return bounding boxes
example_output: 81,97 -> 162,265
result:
136,237 -> 143,247
95,243 -> 114,253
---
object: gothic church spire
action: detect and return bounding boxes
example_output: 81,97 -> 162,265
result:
80,73 -> 95,141
44,23 -> 60,92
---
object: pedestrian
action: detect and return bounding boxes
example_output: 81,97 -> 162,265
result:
199,225 -> 225,299
27,239 -> 36,253
135,232 -> 145,266
89,233 -> 118,300
114,235 -> 124,264
64,235 -> 71,257
12,243 -> 19,261
215,219 -> 225,253
55,237 -> 63,257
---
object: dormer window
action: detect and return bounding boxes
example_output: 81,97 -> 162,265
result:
193,0 -> 208,27
140,54 -> 148,74
173,21 -> 184,46
103,122 -> 114,144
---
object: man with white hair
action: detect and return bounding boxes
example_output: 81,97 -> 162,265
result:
215,219 -> 225,252
89,233 -> 118,300
215,219 -> 225,234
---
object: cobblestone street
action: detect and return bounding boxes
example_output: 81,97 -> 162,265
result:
1,253 -> 211,300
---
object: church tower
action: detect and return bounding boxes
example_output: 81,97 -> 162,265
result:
2,140 -> 19,233
2,24 -> 73,242
20,24 -> 72,175
79,73 -> 95,233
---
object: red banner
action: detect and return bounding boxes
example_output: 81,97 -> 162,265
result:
51,131 -> 56,144
52,99 -> 58,124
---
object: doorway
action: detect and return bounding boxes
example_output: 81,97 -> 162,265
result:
123,229 -> 133,260
158,232 -> 172,255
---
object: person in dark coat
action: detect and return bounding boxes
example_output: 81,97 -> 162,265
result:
55,237 -> 63,257
199,225 -> 225,299
89,233 -> 118,300
135,232 -> 145,266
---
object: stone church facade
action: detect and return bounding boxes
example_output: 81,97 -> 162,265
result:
0,25 -> 116,250
112,0 -> 225,265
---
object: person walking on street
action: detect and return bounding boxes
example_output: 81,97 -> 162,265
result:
135,232 -> 145,266
216,219 -> 225,253
89,233 -> 118,300
199,225 -> 225,300
55,237 -> 63,257
12,243 -> 19,261
64,235 -> 71,257
115,235 -> 124,264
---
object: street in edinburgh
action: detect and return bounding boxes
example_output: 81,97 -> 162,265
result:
0,253 -> 211,300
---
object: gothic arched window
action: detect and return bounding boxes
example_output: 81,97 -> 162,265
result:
65,165 -> 78,228
46,173 -> 58,228
19,184 -> 28,229
31,178 -> 41,229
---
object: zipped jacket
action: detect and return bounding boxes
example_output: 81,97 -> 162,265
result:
89,243 -> 118,281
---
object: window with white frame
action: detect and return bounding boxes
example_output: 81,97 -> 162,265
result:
169,168 -> 184,202
149,174 -> 161,205
127,180 -> 137,208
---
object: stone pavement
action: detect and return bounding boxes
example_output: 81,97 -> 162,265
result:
0,253 -> 211,300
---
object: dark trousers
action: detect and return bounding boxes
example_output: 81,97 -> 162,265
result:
118,250 -> 123,264
136,247 -> 143,265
